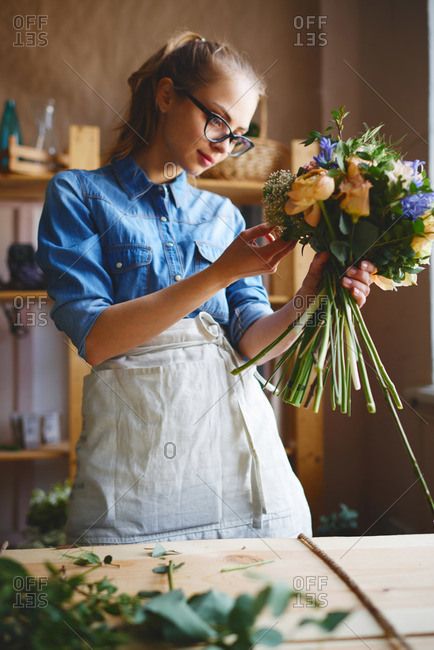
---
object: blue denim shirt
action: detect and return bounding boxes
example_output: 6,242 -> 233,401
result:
36,154 -> 274,359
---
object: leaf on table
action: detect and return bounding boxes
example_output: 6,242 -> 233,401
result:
148,543 -> 181,558
62,550 -> 102,566
145,589 -> 216,642
300,610 -> 350,631
251,626 -> 283,646
188,589 -> 234,627
152,562 -> 185,574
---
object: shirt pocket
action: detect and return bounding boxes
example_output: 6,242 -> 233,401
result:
193,240 -> 229,320
106,244 -> 153,302
193,239 -> 224,273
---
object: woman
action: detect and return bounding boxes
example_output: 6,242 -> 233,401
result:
37,31 -> 375,545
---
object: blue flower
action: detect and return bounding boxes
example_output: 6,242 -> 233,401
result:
314,137 -> 338,166
401,192 -> 434,220
405,159 -> 425,188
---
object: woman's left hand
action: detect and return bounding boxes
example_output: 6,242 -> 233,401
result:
341,260 -> 377,308
301,251 -> 377,308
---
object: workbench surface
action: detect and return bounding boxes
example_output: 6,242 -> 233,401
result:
4,534 -> 434,649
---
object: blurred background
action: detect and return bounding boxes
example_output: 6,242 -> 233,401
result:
0,0 -> 432,547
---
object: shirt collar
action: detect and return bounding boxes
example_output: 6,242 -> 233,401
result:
111,153 -> 189,209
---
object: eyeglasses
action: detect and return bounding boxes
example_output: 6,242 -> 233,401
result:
175,88 -> 255,158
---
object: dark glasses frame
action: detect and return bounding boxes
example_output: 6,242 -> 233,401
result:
174,87 -> 255,158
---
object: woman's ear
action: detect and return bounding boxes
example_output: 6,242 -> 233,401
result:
155,76 -> 176,114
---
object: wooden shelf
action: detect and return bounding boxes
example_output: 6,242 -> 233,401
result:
192,177 -> 263,204
269,294 -> 290,307
0,290 -> 48,301
0,172 -> 53,201
0,172 -> 264,205
0,289 -> 287,308
0,441 -> 69,461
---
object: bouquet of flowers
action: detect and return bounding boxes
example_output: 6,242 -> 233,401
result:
232,108 -> 434,518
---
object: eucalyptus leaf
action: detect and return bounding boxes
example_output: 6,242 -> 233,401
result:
188,589 -> 234,627
338,211 -> 353,236
251,627 -> 284,646
228,593 -> 257,632
148,543 -> 181,557
258,583 -> 296,617
330,240 -> 350,265
352,220 -> 380,260
413,218 -> 425,234
63,551 -> 102,566
300,610 -> 349,631
151,543 -> 168,558
145,589 -> 217,642
152,561 -> 184,575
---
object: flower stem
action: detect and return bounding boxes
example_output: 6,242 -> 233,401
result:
384,391 -> 434,519
168,560 -> 174,591
318,200 -> 336,240
232,290 -> 327,375
347,296 -> 403,409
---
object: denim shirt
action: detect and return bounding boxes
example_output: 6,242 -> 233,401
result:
36,154 -> 274,360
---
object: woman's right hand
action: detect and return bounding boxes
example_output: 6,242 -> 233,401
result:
214,223 -> 297,283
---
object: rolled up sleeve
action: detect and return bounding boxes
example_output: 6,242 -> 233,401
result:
225,206 -> 274,351
36,171 -> 113,359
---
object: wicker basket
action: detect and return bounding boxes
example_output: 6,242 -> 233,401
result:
201,96 -> 291,182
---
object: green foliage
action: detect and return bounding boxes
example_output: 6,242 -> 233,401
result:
0,553 -> 350,649
22,480 -> 71,549
317,504 -> 359,536
61,550 -> 114,567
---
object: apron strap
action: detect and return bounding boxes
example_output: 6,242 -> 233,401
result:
196,311 -> 271,529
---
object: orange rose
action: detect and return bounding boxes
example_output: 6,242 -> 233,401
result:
339,157 -> 372,221
285,169 -> 335,227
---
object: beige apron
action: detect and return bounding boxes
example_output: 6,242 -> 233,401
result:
65,311 -> 312,545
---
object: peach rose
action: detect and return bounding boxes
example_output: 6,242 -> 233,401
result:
372,271 -> 418,291
371,274 -> 399,291
411,236 -> 433,261
411,211 -> 434,261
285,169 -> 335,227
400,273 -> 418,287
339,157 -> 372,221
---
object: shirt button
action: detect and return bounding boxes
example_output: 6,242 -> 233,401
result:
174,274 -> 182,281
158,185 -> 166,195
115,261 -> 123,269
166,242 -> 174,247
160,216 -> 168,222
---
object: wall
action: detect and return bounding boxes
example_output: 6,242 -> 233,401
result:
319,0 -> 432,533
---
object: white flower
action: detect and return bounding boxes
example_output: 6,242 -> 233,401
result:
386,160 -> 424,190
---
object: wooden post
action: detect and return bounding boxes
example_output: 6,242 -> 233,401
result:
66,125 -> 100,480
270,139 -> 324,524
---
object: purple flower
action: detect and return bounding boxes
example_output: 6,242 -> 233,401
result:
314,137 -> 338,166
401,192 -> 434,220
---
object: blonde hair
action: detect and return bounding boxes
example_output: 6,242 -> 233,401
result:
103,30 -> 266,164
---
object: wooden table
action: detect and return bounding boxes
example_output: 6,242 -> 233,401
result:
4,534 -> 434,648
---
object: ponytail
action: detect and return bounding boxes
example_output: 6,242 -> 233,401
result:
103,30 -> 265,164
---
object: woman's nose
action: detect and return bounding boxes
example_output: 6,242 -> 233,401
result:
209,137 -> 233,156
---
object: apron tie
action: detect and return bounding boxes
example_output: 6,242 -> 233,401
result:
196,311 -> 270,528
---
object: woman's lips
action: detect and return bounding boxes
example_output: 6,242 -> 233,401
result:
197,150 -> 214,166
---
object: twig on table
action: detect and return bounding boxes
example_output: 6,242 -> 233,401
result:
297,533 -> 412,650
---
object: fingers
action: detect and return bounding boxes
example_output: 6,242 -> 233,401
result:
345,261 -> 377,285
268,242 -> 296,267
241,223 -> 276,242
342,276 -> 370,297
245,235 -> 295,263
359,260 -> 378,274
